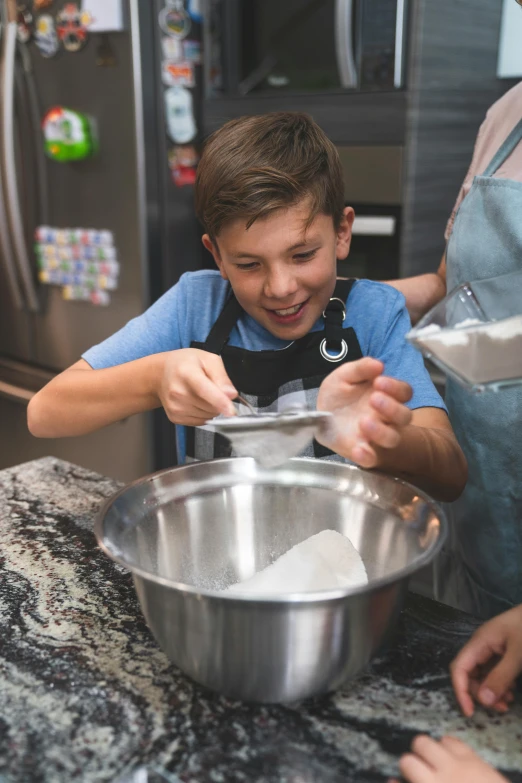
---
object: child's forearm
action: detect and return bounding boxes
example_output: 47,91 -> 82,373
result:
373,424 -> 467,502
27,355 -> 166,438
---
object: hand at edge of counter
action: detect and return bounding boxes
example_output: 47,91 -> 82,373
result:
450,602 -> 522,718
389,735 -> 509,783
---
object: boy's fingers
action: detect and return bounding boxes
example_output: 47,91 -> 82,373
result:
166,389 -> 225,419
359,417 -> 401,449
164,410 -> 210,426
373,375 -> 413,403
479,649 -> 522,707
352,441 -> 378,468
331,357 -> 384,385
370,393 -> 413,426
203,355 -> 237,398
192,375 -> 236,417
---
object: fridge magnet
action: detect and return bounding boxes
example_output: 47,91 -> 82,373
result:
34,0 -> 53,9
95,34 -> 117,67
35,14 -> 59,57
63,286 -> 111,306
164,85 -> 196,144
168,145 -> 198,187
56,3 -> 92,52
35,225 -> 119,306
159,1 -> 191,41
42,107 -> 96,162
162,60 -> 194,88
17,5 -> 33,43
161,35 -> 183,62
81,0 -> 124,33
187,0 -> 202,23
183,39 -> 201,64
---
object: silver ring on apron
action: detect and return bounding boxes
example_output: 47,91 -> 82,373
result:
323,298 -> 346,321
320,338 -> 348,362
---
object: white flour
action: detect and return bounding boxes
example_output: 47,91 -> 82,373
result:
224,529 -> 368,595
411,314 -> 522,385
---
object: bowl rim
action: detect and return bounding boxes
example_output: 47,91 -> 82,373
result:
94,457 -> 448,603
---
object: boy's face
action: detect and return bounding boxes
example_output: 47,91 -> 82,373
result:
202,202 -> 354,341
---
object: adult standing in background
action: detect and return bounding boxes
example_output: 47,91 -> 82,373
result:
389,78 -> 522,621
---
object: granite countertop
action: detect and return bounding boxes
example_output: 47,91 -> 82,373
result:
1,457 -> 521,783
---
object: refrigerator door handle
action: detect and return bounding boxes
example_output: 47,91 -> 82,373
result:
335,0 -> 358,89
0,378 -> 34,404
19,38 -> 49,226
394,0 -> 406,88
0,22 -> 24,309
2,20 -> 40,312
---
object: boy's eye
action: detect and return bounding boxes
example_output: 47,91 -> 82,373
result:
235,262 -> 259,271
294,249 -> 318,261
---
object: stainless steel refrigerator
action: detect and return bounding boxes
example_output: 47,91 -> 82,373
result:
0,0 -> 206,482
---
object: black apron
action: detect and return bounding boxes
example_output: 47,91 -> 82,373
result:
186,278 -> 363,462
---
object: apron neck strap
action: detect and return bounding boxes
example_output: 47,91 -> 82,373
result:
322,278 -> 356,351
202,278 -> 357,355
203,286 -> 243,354
481,117 -> 522,177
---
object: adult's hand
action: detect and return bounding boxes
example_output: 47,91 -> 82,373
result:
450,604 -> 522,717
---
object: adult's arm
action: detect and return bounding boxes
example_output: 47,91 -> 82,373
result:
385,255 -> 447,324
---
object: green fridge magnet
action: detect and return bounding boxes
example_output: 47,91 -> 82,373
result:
42,107 -> 96,162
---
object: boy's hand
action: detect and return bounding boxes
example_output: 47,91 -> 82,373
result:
159,348 -> 237,425
450,604 -> 522,717
389,735 -> 509,783
316,357 -> 413,467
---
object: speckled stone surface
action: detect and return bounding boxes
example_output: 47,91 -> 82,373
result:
0,457 -> 521,783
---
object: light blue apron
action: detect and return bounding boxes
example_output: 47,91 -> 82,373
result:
435,117 -> 522,620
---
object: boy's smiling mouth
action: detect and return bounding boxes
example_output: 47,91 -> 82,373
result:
265,299 -> 309,324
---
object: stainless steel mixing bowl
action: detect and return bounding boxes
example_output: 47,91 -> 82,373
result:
95,458 -> 446,703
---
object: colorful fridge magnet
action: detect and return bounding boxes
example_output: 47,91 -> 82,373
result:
34,0 -> 53,9
161,35 -> 183,62
187,0 -> 202,23
35,225 -> 119,306
164,85 -> 196,144
42,107 -> 96,162
183,39 -> 201,64
17,5 -> 33,43
162,60 -> 195,88
159,0 -> 191,41
35,14 -> 59,57
168,145 -> 198,187
56,3 -> 91,52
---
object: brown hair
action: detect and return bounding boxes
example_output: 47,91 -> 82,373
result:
195,112 -> 345,240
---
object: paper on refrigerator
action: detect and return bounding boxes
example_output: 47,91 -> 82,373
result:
82,0 -> 124,32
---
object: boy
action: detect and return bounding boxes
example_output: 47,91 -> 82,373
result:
28,112 -> 466,501
392,603 -> 522,783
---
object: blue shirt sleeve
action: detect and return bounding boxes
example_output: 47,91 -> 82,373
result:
367,287 -> 446,412
82,276 -> 187,369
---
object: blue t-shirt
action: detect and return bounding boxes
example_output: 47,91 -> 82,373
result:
83,270 -> 445,462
